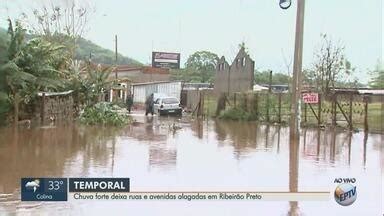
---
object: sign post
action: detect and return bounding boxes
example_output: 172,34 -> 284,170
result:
302,93 -> 319,104
152,52 -> 181,69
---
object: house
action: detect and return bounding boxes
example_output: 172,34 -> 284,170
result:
214,47 -> 255,95
107,65 -> 171,102
111,65 -> 170,83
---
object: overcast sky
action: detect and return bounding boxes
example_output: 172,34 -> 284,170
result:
1,0 -> 382,84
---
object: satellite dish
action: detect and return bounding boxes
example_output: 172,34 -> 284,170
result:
279,0 -> 292,9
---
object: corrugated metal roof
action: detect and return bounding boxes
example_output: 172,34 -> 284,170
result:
358,89 -> 384,95
131,81 -> 181,86
37,90 -> 73,97
113,65 -> 170,74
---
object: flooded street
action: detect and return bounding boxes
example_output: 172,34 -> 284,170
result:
0,115 -> 382,215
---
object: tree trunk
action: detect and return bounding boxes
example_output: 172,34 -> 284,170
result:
13,93 -> 19,125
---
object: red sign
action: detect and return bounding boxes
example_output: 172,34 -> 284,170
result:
302,93 -> 319,104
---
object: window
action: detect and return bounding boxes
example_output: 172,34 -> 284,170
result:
236,58 -> 240,67
242,57 -> 246,66
162,98 -> 179,104
219,63 -> 226,71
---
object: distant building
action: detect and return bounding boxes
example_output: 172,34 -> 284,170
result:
112,65 -> 170,83
107,65 -> 170,102
253,84 -> 268,91
182,83 -> 213,90
260,84 -> 289,93
214,47 -> 255,95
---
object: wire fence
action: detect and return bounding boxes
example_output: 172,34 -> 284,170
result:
189,90 -> 382,132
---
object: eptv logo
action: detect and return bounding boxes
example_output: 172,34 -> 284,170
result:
333,178 -> 357,206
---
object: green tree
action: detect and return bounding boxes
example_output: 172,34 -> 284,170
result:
369,62 -> 384,88
0,19 -> 64,124
170,68 -> 202,83
184,51 -> 219,83
64,60 -> 114,108
311,34 -> 353,95
85,64 -> 114,105
254,70 -> 290,85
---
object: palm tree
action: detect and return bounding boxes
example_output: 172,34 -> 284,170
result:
85,64 -> 114,105
0,19 -> 36,124
0,19 -> 65,124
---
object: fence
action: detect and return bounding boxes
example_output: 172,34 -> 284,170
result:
191,91 -> 383,132
34,90 -> 74,124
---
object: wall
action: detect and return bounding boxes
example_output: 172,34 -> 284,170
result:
131,81 -> 182,103
214,56 -> 230,95
214,48 -> 255,95
34,92 -> 74,123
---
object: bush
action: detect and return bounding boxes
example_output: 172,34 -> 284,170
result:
218,107 -> 257,121
0,100 -> 10,126
80,102 -> 131,126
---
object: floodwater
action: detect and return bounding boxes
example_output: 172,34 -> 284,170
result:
0,114 -> 382,215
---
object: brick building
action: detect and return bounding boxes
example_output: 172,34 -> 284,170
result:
214,48 -> 255,94
112,65 -> 170,83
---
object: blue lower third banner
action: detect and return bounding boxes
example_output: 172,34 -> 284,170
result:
21,178 -> 68,201
69,178 -> 130,192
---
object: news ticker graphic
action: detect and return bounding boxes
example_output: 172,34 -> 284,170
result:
20,178 -> 329,202
21,178 -> 68,201
20,177 -> 357,204
21,178 -> 130,201
69,192 -> 330,201
69,178 -> 130,192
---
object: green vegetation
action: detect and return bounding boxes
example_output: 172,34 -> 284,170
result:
214,92 -> 382,132
80,102 -> 132,126
219,107 -> 257,121
0,20 -> 66,124
65,59 -> 114,113
254,70 -> 290,85
171,50 -> 219,83
75,37 -> 142,66
369,62 -> 384,88
0,27 -> 141,66
365,103 -> 383,132
0,20 -> 127,125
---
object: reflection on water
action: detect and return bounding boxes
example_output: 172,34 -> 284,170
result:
0,117 -> 382,215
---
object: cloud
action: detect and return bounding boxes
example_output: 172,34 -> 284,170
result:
25,181 -> 39,188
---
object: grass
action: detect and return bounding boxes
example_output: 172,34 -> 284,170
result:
202,94 -> 218,117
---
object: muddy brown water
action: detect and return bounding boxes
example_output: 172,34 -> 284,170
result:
0,115 -> 382,215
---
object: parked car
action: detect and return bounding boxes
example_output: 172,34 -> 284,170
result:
153,96 -> 182,116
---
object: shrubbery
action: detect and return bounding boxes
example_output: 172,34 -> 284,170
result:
218,107 -> 257,121
80,102 -> 131,126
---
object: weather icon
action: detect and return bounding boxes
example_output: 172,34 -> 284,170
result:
25,179 -> 40,192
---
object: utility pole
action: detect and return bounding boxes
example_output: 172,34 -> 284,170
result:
290,0 -> 305,149
71,2 -> 75,59
268,70 -> 273,93
267,70 -> 272,122
115,35 -> 118,80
